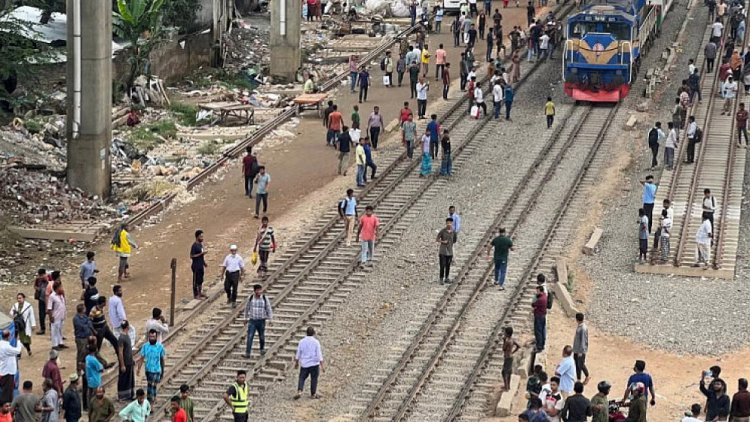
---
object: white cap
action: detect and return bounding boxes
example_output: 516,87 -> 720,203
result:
229,244 -> 238,250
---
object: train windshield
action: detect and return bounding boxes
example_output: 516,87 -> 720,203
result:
569,22 -> 631,40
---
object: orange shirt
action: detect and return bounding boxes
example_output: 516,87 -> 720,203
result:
328,112 -> 343,131
359,214 -> 380,241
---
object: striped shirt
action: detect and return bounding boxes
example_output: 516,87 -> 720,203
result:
257,226 -> 275,251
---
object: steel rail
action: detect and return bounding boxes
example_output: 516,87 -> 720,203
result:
445,104 -> 620,421
714,5 -> 750,269
360,103 -> 586,420
670,12 -> 742,266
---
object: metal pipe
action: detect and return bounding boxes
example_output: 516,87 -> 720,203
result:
280,0 -> 286,36
73,0 -> 81,138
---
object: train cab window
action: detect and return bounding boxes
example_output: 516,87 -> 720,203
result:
603,23 -> 631,40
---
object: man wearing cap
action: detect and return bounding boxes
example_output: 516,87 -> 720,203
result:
244,284 -> 273,358
119,388 -> 151,422
62,374 -> 81,422
220,245 -> 245,308
117,321 -> 135,401
178,384 -> 194,422
42,349 -> 63,396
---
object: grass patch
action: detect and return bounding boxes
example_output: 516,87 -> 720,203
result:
24,118 -> 43,134
128,120 -> 178,151
197,140 -> 220,155
169,102 -> 198,126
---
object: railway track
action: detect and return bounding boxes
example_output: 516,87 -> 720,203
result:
645,6 -> 748,277
354,103 -> 619,421
146,35 -> 565,420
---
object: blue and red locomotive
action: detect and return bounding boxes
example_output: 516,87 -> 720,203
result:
562,0 -> 671,102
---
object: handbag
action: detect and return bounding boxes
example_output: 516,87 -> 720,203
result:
382,74 -> 390,86
251,251 -> 259,266
470,105 -> 480,119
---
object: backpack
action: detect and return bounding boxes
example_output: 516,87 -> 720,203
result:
380,57 -> 386,71
695,127 -> 703,143
13,304 -> 27,334
648,128 -> 659,147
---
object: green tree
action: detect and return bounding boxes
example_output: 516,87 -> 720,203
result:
23,0 -> 66,24
112,0 -> 165,90
162,0 -> 202,34
0,9 -> 51,108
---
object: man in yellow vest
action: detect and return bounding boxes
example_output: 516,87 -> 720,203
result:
111,224 -> 139,282
223,370 -> 249,421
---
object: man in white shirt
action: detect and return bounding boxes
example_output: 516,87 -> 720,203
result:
682,403 -> 703,422
474,83 -> 487,117
702,188 -> 716,230
294,326 -> 324,400
416,77 -> 429,119
145,307 -> 169,343
220,245 -> 245,307
492,80 -> 504,119
543,376 -> 565,422
109,285 -> 127,337
694,215 -> 713,267
664,121 -> 678,170
539,32 -> 550,60
722,75 -> 738,115
659,209 -> 673,262
0,330 -> 21,404
712,18 -> 724,40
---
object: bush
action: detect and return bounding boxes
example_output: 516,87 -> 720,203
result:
162,0 -> 203,34
169,102 -> 198,126
128,120 -> 177,150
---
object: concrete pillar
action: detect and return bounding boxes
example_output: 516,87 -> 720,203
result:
270,0 -> 301,81
66,0 -> 112,198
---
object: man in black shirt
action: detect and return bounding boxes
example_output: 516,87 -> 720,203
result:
82,277 -> 100,315
190,230 -> 208,300
337,126 -> 353,176
561,382 -> 592,422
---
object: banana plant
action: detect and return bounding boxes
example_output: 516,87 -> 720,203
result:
113,0 -> 165,90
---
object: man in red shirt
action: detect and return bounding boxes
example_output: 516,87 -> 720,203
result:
327,105 -> 343,147
42,348 -> 63,396
0,402 -> 10,422
737,102 -> 749,147
357,206 -> 380,267
399,102 -> 412,126
531,286 -> 548,352
241,146 -> 258,198
171,395 -> 188,422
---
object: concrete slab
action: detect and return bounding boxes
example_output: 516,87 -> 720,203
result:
8,223 -> 108,242
494,374 -> 521,417
582,227 -> 603,255
553,259 -> 579,317
633,262 -> 734,279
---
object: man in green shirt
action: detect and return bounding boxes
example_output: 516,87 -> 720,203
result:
88,386 -> 115,421
351,105 -> 361,129
179,384 -> 195,422
591,381 -> 611,422
487,228 -> 513,290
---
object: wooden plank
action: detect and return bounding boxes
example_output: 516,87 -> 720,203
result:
8,225 -> 100,242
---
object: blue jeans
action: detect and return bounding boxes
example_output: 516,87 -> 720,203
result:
493,101 -> 502,119
246,319 -> 266,355
360,240 -> 374,263
356,164 -> 365,186
534,315 -> 546,351
350,71 -> 358,92
505,102 -> 512,119
494,259 -> 508,285
326,129 -> 339,146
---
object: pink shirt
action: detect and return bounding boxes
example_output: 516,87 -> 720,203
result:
359,215 -> 380,241
435,49 -> 447,65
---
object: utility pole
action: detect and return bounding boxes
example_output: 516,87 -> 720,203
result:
270,0 -> 301,81
66,0 -> 112,198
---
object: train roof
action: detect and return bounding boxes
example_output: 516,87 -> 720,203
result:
568,4 -> 638,22
579,0 -> 646,14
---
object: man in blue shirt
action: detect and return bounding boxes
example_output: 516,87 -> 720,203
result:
338,189 -> 358,247
358,68 -> 371,103
623,360 -> 656,406
426,114 -> 441,159
85,344 -> 104,400
640,175 -> 657,233
138,330 -> 165,404
79,252 -> 98,289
